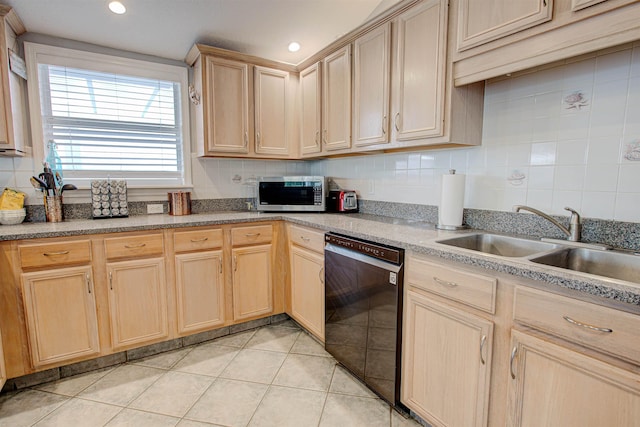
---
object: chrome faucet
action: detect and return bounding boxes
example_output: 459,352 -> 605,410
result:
513,205 -> 581,242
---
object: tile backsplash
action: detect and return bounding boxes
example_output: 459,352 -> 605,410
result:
1,44 -> 638,223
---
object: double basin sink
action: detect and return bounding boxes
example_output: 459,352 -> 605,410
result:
436,233 -> 640,284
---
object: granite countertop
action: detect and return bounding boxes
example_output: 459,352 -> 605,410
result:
2,212 -> 639,307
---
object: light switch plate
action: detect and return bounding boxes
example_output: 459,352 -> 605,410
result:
147,204 -> 164,214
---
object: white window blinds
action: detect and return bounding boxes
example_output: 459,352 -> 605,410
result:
36,62 -> 187,187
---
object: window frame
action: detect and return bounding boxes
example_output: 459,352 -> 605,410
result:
24,42 -> 192,192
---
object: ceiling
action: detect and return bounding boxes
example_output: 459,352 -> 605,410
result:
2,0 -> 401,65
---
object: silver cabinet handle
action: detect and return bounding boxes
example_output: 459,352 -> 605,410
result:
433,276 -> 458,287
319,266 -> 324,284
480,335 -> 487,365
322,129 -> 327,144
543,0 -> 547,6
43,250 -> 69,256
300,235 -> 311,242
86,273 -> 91,294
190,237 -> 209,243
510,346 -> 518,379
394,112 -> 400,132
563,316 -> 613,333
382,115 -> 387,135
315,130 -> 319,145
233,255 -> 237,272
109,271 -> 113,291
124,243 -> 146,249
256,132 -> 261,147
219,257 -> 223,274
245,233 -> 261,238
244,131 -> 248,147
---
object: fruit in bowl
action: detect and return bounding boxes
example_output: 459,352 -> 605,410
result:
0,208 -> 26,225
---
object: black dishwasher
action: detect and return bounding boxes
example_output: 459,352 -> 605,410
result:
324,232 -> 404,407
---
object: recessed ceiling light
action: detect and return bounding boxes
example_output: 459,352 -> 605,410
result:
288,42 -> 301,53
108,1 -> 126,14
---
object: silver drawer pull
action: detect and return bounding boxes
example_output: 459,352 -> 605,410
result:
510,346 -> 518,379
124,243 -> 146,249
433,276 -> 458,287
300,236 -> 311,242
245,233 -> 261,238
43,250 -> 70,256
563,316 -> 613,333
190,237 -> 209,243
480,335 -> 487,365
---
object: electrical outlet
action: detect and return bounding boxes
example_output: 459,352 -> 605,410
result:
147,204 -> 164,214
368,179 -> 375,195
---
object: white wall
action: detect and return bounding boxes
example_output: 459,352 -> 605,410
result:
2,44 -> 638,222
316,44 -> 640,222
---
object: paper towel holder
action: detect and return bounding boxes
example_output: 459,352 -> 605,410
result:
436,169 -> 469,230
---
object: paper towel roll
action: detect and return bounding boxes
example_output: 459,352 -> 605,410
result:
439,170 -> 465,227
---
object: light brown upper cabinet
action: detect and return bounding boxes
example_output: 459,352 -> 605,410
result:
187,44 -> 296,158
195,56 -> 250,155
353,23 -> 391,147
391,0 -> 447,142
254,66 -> 290,156
299,62 -> 322,156
452,0 -> 640,85
456,0 -> 553,52
322,45 -> 352,151
0,6 -> 28,157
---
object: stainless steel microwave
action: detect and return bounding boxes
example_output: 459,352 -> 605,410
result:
256,176 -> 326,212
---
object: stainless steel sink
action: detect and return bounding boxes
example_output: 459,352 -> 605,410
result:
530,248 -> 640,283
436,233 -> 559,257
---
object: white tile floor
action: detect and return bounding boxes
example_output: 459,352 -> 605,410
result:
0,321 -> 423,427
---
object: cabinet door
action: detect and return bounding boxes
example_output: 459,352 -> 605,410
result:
107,258 -> 168,349
289,245 -> 324,341
322,45 -> 352,151
507,330 -> 640,426
353,23 -> 391,147
175,250 -> 225,334
392,0 -> 446,141
402,289 -> 493,427
202,56 -> 250,154
232,244 -> 273,320
300,62 -> 322,155
457,0 -> 552,51
21,266 -> 100,367
254,66 -> 290,156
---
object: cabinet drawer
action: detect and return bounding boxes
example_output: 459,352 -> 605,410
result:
104,233 -> 164,260
514,287 -> 640,365
407,257 -> 496,313
19,240 -> 92,269
231,224 -> 273,246
174,229 -> 223,253
288,224 -> 324,253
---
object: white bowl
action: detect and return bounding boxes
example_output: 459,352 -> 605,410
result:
0,208 -> 26,225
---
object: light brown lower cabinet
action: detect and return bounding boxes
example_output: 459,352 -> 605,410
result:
20,266 -> 100,367
175,250 -> 225,334
232,244 -> 273,320
402,288 -> 493,427
106,258 -> 168,349
507,329 -> 640,426
289,245 -> 324,340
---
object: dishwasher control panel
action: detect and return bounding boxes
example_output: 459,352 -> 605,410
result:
325,233 -> 402,264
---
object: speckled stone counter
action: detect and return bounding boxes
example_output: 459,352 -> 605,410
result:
2,211 -> 639,307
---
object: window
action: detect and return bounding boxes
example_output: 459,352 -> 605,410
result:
25,42 -> 191,188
